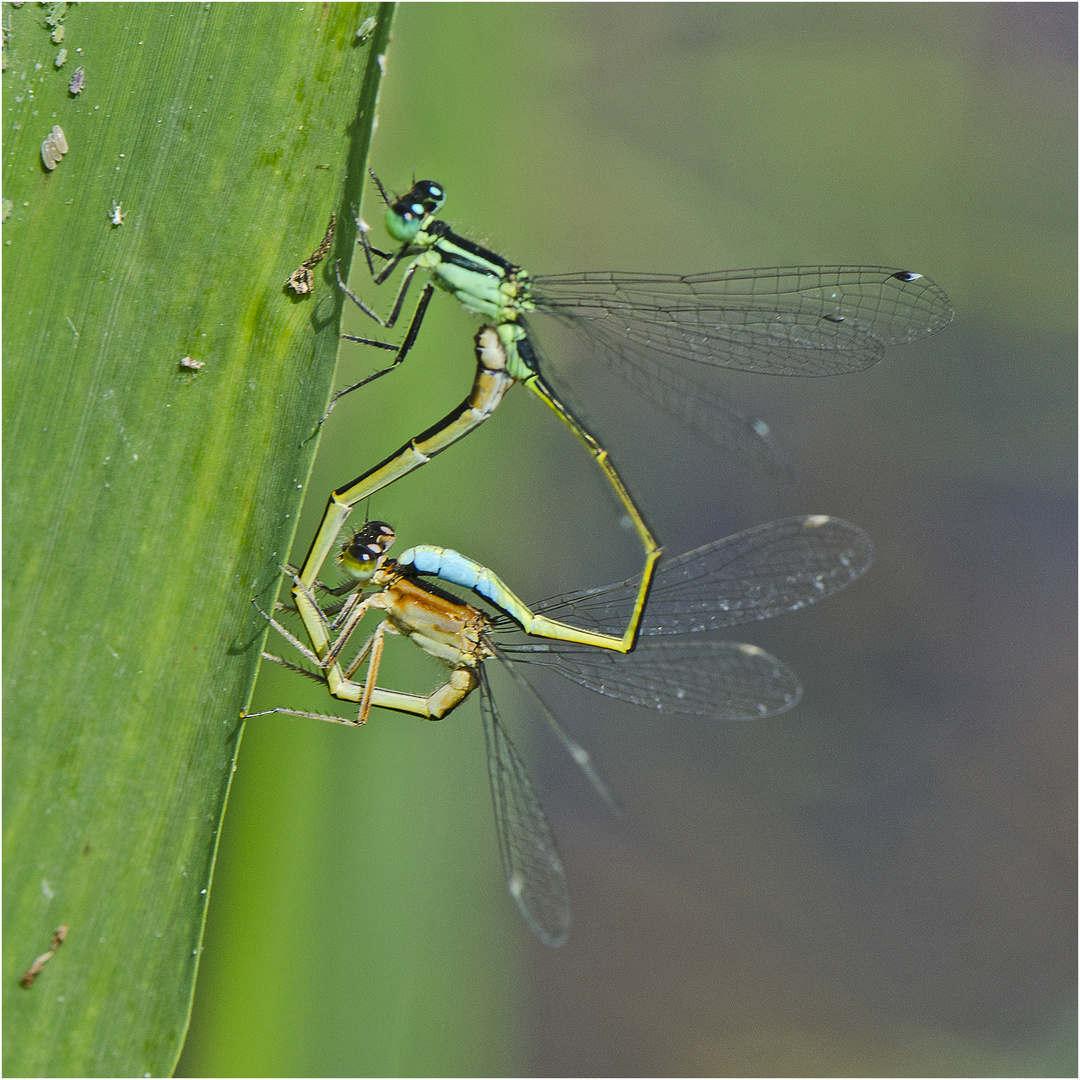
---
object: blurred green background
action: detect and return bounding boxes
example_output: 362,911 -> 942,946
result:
178,4 -> 1075,1076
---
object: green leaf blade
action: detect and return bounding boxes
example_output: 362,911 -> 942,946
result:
3,3 -> 393,1074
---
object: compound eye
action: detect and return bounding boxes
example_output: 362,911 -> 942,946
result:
339,520 -> 395,579
414,180 -> 446,214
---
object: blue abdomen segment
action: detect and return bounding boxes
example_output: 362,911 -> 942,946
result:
399,545 -> 481,588
396,545 -> 642,651
398,546 -> 522,619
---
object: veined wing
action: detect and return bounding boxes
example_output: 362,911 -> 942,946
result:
529,515 -> 873,637
479,668 -> 570,947
528,324 -> 792,479
494,648 -> 624,814
501,637 -> 802,720
531,266 -> 953,377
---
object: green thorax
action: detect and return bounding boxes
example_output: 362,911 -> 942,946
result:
405,221 -> 535,380
413,221 -> 533,321
381,180 -> 538,379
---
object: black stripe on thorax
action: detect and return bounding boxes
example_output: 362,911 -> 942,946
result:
426,220 -> 518,273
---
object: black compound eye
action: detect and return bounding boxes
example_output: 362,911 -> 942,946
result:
350,520 -> 395,554
411,180 -> 446,215
392,180 -> 444,221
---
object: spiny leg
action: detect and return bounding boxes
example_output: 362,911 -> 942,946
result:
322,270 -> 436,422
247,654 -> 478,725
256,575 -> 369,676
323,592 -> 377,668
260,651 -> 328,685
336,256 -> 420,330
254,605 -> 382,726
342,625 -> 378,680
353,172 -> 410,282
252,599 -> 326,670
245,654 -> 362,725
355,621 -> 387,723
357,221 -> 407,284
242,704 -> 365,726
276,565 -> 375,669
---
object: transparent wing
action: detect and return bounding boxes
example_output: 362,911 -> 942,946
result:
501,637 -> 802,720
494,648 -> 624,815
528,515 -> 873,636
531,265 -> 953,377
479,668 -> 570,947
528,325 -> 792,479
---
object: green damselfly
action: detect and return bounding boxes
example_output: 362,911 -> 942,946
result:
254,512 -> 874,945
336,175 -> 952,465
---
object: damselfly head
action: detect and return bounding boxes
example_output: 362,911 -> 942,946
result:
338,520 -> 395,582
384,180 -> 444,242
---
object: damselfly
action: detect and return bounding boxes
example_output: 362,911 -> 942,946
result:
254,513 -> 874,945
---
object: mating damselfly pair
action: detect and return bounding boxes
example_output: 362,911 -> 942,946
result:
251,175 -> 952,944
